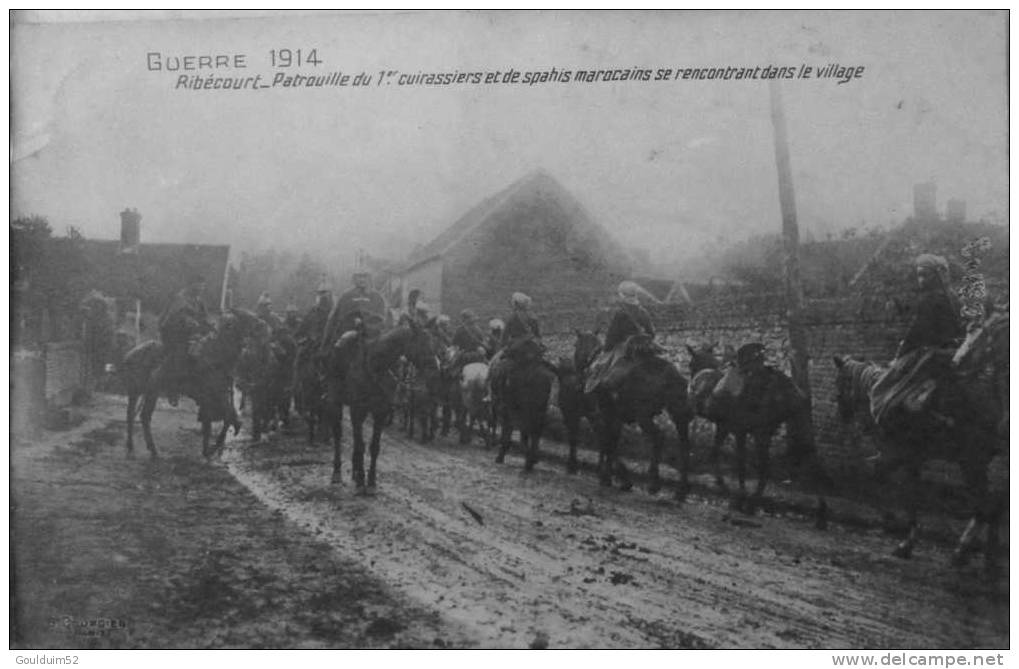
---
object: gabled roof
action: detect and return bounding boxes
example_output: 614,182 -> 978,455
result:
80,239 -> 230,313
400,169 -> 631,273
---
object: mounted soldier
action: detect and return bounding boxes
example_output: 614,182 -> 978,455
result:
295,282 -> 334,350
254,292 -> 283,334
489,292 -> 543,397
585,281 -> 659,394
870,253 -> 964,431
485,318 -> 505,359
158,275 -> 213,406
447,309 -> 488,377
321,271 -> 389,351
431,313 -> 454,347
283,301 -> 301,333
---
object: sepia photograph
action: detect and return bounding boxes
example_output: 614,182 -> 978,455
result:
9,10 -> 1009,653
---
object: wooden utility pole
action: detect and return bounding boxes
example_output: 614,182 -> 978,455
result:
768,80 -> 812,410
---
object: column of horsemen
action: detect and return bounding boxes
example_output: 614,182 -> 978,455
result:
156,251 -> 988,475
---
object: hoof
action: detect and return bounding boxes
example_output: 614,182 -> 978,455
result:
618,480 -> 633,493
714,479 -> 729,493
674,485 -> 689,503
566,461 -> 579,475
647,480 -> 662,496
495,453 -> 506,464
892,543 -> 913,560
126,450 -> 136,460
330,471 -> 343,485
599,475 -> 613,488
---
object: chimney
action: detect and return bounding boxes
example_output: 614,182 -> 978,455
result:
913,182 -> 937,221
946,199 -> 966,224
120,208 -> 141,252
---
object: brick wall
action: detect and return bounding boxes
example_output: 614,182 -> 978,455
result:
537,293 -> 1006,484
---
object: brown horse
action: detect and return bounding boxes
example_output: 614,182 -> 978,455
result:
686,343 -> 737,491
557,330 -> 603,474
292,339 -> 326,444
492,339 -> 556,472
833,313 -> 1007,569
702,361 -> 817,512
589,333 -> 694,498
322,320 -> 436,493
121,308 -> 264,458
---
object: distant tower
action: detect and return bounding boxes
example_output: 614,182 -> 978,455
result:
119,208 -> 141,252
946,199 -> 966,224
913,183 -> 937,221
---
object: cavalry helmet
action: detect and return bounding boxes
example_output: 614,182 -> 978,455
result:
257,292 -> 272,307
436,314 -> 452,327
460,308 -> 476,322
489,318 -> 505,331
315,281 -> 331,294
285,303 -> 299,314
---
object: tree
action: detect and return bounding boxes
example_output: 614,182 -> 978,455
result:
11,215 -> 94,343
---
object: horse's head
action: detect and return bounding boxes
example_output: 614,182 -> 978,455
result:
686,342 -> 723,376
221,308 -> 269,345
573,329 -> 602,372
401,320 -> 439,372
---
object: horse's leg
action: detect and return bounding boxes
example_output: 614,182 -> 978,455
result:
351,405 -> 367,492
524,417 -> 543,472
329,398 -> 344,485
564,409 -> 580,475
216,420 -> 230,450
367,410 -> 383,491
952,455 -> 991,568
731,431 -> 749,512
126,392 -> 138,458
140,391 -> 159,459
671,412 -> 692,502
753,432 -> 771,500
495,407 -> 511,464
711,424 -> 729,492
892,462 -> 922,559
638,415 -> 663,495
200,419 -> 213,458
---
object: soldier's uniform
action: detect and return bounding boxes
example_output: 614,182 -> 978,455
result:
296,284 -> 333,349
321,273 -> 388,350
870,254 -> 964,429
158,281 -> 212,403
489,293 -> 542,396
585,282 -> 657,394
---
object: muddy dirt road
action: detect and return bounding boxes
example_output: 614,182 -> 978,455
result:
12,395 -> 1009,649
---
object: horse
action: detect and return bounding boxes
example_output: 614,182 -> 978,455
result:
557,330 -> 603,474
492,339 -> 556,472
121,308 -> 265,458
292,339 -> 326,444
686,343 -> 738,491
589,333 -> 694,498
457,361 -> 491,446
236,328 -> 297,441
702,361 -> 817,511
833,312 -> 1007,569
322,320 -> 437,493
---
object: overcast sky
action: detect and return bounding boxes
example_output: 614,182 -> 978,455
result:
11,10 -> 1008,270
